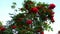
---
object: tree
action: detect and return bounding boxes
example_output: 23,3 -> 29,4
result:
0,0 -> 56,34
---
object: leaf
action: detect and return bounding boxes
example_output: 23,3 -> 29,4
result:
13,2 -> 16,5
9,13 -> 14,15
15,9 -> 17,12
51,28 -> 53,31
0,21 -> 2,26
11,6 -> 15,9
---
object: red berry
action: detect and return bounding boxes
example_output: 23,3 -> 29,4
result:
36,6 -> 40,9
11,26 -> 16,29
20,8 -> 24,10
26,19 -> 32,24
51,12 -> 55,14
51,17 -> 55,22
37,30 -> 40,32
41,32 -> 44,34
31,7 -> 38,13
51,19 -> 55,23
50,12 -> 55,15
51,16 -> 54,20
49,4 -> 55,9
0,27 -> 6,31
58,31 -> 60,33
25,4 -> 29,9
50,12 -> 55,16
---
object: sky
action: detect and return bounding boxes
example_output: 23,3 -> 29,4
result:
0,0 -> 60,34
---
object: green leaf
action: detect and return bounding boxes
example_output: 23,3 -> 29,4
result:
13,2 -> 16,5
0,21 -> 2,26
11,6 -> 15,9
4,28 -> 13,34
37,2 -> 42,6
51,28 -> 53,31
9,13 -> 14,15
15,9 -> 17,12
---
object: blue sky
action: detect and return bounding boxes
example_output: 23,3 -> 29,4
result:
0,0 -> 60,34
